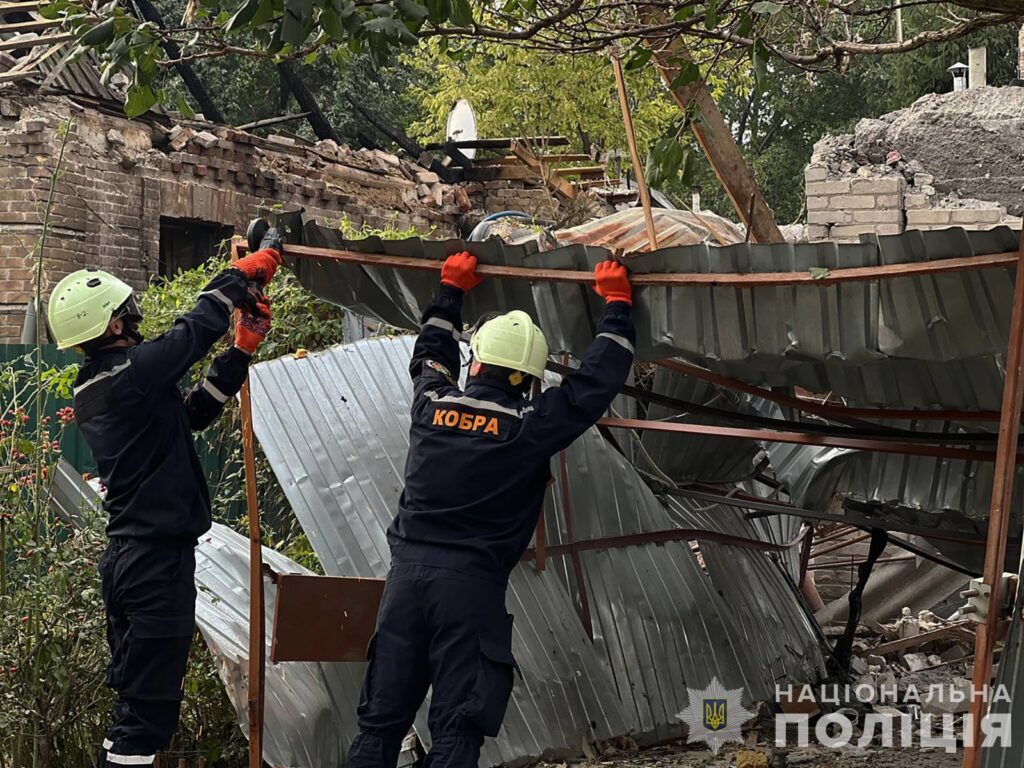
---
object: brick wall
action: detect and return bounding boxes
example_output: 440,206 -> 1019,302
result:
805,163 -> 1017,244
0,93 -> 556,341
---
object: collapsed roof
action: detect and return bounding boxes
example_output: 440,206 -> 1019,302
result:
246,336 -> 826,765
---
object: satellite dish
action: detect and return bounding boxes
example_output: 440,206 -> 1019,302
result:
445,99 -> 477,159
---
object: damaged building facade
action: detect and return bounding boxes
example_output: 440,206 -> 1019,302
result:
0,90 -> 557,340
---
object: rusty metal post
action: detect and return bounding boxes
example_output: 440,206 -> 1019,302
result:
964,226 -> 1024,768
232,240 -> 265,768
611,57 -> 659,251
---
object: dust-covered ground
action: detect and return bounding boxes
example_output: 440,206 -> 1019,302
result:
535,738 -> 962,768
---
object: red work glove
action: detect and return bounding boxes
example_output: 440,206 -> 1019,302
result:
234,299 -> 271,355
593,260 -> 632,305
441,251 -> 484,293
234,248 -> 282,287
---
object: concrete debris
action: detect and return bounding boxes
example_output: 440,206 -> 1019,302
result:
806,87 -> 1024,247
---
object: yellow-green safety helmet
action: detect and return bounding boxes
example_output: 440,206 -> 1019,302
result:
47,269 -> 135,350
470,310 -> 548,380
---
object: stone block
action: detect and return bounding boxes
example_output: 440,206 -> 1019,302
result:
806,224 -> 831,241
808,210 -> 850,225
951,208 -> 1002,224
831,224 -> 903,239
804,165 -> 828,183
831,194 -> 876,210
807,196 -> 829,211
914,173 -> 935,187
807,180 -> 852,196
904,194 -> 929,209
851,177 -> 903,195
907,209 -> 953,225
852,209 -> 904,224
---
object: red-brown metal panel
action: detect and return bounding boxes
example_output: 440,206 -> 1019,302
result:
270,574 -> 385,663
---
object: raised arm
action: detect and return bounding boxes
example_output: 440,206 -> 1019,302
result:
409,252 -> 482,401
183,294 -> 272,431
527,260 -> 635,454
130,232 -> 281,391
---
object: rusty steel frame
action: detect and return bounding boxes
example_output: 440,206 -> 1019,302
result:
278,242 -> 1020,288
519,526 -> 793,562
964,226 -> 1024,768
656,358 -> 1006,424
597,417 -> 1017,464
231,241 -> 265,768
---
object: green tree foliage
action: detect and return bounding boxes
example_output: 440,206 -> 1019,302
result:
45,0 -> 1017,121
405,42 -> 678,155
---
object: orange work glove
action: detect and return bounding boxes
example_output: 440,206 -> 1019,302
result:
593,260 -> 632,305
233,248 -> 282,287
441,251 -> 484,293
234,299 -> 271,355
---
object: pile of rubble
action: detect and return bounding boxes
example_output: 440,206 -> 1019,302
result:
805,86 -> 1024,241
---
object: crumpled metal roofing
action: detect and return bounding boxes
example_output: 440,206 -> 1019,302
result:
636,365 -> 765,484
764,438 -> 1019,574
288,219 -> 1019,410
247,335 -> 826,765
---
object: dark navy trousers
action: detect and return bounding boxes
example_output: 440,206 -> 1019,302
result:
97,539 -> 196,767
347,563 -> 517,768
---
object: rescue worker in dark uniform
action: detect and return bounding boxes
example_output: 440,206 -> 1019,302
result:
347,251 -> 635,768
45,231 -> 284,768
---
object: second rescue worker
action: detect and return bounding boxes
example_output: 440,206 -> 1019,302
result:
348,252 -> 635,768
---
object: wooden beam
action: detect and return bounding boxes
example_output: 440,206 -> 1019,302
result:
0,18 -> 60,33
863,623 -> 975,657
424,135 -> 570,150
0,32 -> 72,52
512,139 -> 578,200
235,112 -> 310,132
963,223 -> 1024,768
130,0 -> 225,123
553,165 -> 605,179
231,242 -> 265,768
613,57 -> 659,250
0,67 -> 37,82
0,1 -> 47,12
640,19 -> 783,243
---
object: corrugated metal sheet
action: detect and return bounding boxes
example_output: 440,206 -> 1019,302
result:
247,335 -> 826,766
45,458 -> 363,768
636,365 -> 765,484
764,438 -> 1019,573
290,221 -> 1020,410
552,207 -> 744,252
194,523 -> 367,768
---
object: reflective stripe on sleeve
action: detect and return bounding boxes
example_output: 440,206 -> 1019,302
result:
202,378 -> 229,403
424,316 -> 460,340
198,288 -> 234,312
596,332 -> 635,354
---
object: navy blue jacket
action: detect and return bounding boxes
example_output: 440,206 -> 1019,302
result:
73,269 -> 252,544
388,283 -> 635,580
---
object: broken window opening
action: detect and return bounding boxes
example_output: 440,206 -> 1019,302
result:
159,217 -> 234,277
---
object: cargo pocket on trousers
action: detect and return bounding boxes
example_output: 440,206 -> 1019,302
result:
357,632 -> 379,716
462,615 -> 518,738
